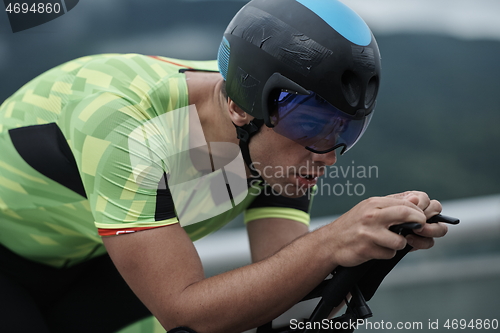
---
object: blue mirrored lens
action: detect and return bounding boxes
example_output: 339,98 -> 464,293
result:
271,91 -> 373,154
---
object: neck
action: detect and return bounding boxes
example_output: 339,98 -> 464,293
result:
185,71 -> 237,145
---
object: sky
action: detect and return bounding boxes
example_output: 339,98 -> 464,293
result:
87,0 -> 500,58
185,0 -> 500,41
2,0 -> 500,40
342,0 -> 500,40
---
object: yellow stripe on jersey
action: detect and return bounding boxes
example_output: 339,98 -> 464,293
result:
244,207 -> 310,226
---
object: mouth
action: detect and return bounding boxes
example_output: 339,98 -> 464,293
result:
297,174 -> 318,180
297,168 -> 325,179
295,171 -> 324,188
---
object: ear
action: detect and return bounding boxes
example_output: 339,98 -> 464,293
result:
227,98 -> 254,126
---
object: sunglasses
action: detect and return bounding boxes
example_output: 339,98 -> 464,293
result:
270,90 -> 373,154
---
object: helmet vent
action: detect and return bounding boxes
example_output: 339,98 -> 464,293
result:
218,37 -> 231,80
341,70 -> 361,107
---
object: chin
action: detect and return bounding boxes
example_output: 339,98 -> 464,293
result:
263,178 -> 310,198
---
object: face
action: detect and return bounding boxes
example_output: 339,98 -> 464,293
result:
249,125 -> 337,198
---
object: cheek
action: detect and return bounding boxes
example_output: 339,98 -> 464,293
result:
252,128 -> 308,170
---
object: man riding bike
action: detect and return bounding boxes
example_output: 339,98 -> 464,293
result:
0,0 -> 447,332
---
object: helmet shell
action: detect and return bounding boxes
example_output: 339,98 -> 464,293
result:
218,0 -> 381,124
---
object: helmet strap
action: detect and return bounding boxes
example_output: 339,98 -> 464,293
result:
234,119 -> 265,180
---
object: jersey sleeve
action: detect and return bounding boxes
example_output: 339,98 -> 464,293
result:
62,56 -> 190,236
243,184 -> 315,226
68,94 -> 179,236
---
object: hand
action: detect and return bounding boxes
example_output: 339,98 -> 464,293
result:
325,194 -> 428,267
387,191 -> 448,250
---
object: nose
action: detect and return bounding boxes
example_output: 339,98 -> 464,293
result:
312,149 -> 337,166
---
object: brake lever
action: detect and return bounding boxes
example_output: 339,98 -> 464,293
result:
389,213 -> 460,235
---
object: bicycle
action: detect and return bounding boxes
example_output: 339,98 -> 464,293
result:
170,214 -> 459,333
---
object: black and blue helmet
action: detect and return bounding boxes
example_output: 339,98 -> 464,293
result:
218,0 -> 381,157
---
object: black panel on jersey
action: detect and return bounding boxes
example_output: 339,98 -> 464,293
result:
155,173 -> 177,221
9,123 -> 87,198
247,184 -> 312,213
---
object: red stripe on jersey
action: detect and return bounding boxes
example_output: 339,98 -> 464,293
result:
148,56 -> 194,69
98,226 -> 167,237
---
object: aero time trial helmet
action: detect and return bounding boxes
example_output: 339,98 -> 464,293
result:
218,0 -> 381,157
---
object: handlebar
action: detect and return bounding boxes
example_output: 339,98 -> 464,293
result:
257,213 -> 460,333
169,214 -> 459,333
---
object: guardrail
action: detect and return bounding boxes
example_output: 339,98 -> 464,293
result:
194,194 -> 500,276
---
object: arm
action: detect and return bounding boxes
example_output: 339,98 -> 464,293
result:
247,217 -> 348,321
103,192 -> 446,333
104,222 -> 333,333
246,218 -> 309,263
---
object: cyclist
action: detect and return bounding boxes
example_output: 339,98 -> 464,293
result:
0,0 -> 447,332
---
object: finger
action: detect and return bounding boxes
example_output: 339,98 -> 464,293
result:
405,191 -> 431,211
388,191 -> 436,213
406,234 -> 435,250
423,199 -> 442,220
378,195 -> 431,218
385,191 -> 414,200
364,196 -> 424,214
404,195 -> 420,207
414,222 -> 448,238
378,204 -> 427,228
370,247 -> 399,260
386,190 -> 426,201
374,230 -> 408,252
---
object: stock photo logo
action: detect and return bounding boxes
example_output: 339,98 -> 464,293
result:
3,0 -> 79,32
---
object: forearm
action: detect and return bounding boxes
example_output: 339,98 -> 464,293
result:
162,229 -> 335,333
106,194 -> 444,333
247,218 -> 310,263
